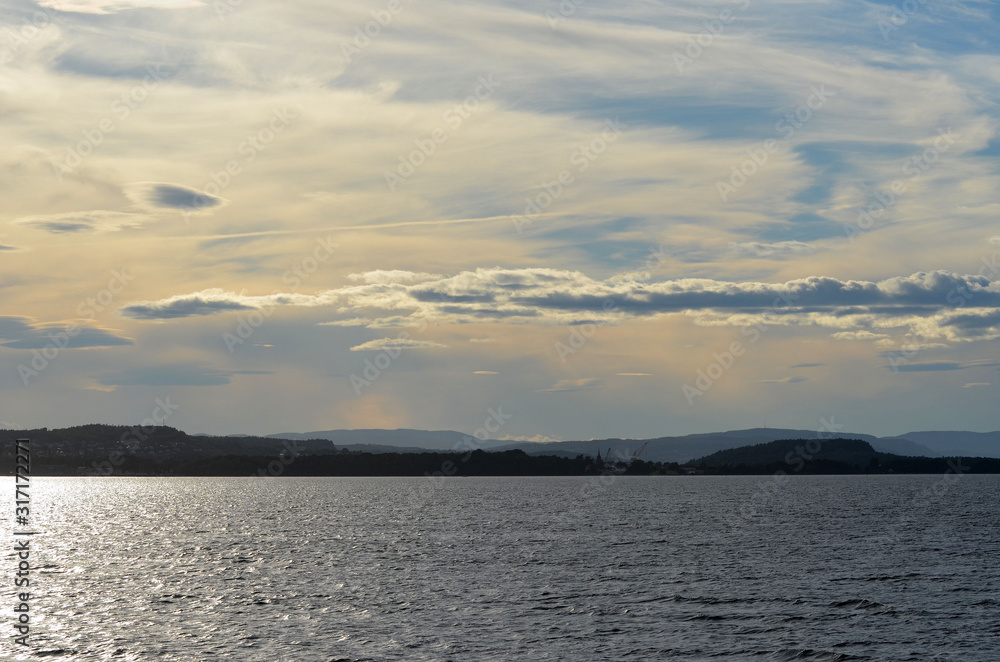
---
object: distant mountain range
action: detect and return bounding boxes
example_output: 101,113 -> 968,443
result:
893,431 -> 1000,458
255,427 -> 1000,462
3,426 -> 998,474
262,428 -> 510,453
493,429 -> 942,463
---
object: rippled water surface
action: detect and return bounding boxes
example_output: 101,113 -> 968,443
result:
2,475 -> 999,660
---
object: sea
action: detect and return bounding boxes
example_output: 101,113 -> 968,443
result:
2,474 -> 998,661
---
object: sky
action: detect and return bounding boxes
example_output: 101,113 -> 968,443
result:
1,0 -> 999,440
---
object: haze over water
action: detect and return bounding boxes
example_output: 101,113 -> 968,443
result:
3,475 -> 998,660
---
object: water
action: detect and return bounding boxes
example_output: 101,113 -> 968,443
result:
2,475 -> 998,660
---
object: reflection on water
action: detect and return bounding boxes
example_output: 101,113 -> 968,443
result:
2,475 -> 999,660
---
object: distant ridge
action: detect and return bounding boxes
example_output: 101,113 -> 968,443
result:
491,428 -> 949,463
264,428 -> 508,451
1,425 -> 999,476
2,426 -> 997,469
899,431 -> 1000,458
200,427 -> 997,459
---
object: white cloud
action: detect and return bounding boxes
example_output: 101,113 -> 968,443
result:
37,0 -> 200,14
348,271 -> 443,284
119,268 -> 1000,344
349,338 -> 447,351
831,331 -> 893,342
730,241 -> 817,258
538,378 -> 602,393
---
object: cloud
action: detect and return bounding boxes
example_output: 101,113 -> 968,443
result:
349,338 -> 447,351
473,370 -> 498,375
4,0 -> 1000,438
348,271 -> 442,284
126,182 -> 225,213
831,331 -> 893,342
616,372 -> 652,376
13,211 -> 150,233
38,0 -> 200,14
96,363 -> 269,387
0,316 -> 133,349
888,360 -> 1000,372
730,241 -> 817,258
990,237 -> 1000,245
118,268 -> 1000,343
469,337 -> 496,343
962,382 -> 990,388
120,289 -> 277,319
755,377 -> 807,384
538,377 -> 603,393
789,362 -> 826,368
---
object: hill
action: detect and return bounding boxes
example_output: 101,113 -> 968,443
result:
0,424 -> 340,473
263,428 -> 508,451
695,438 -> 878,470
3,426 -> 1000,476
691,438 -> 1000,475
493,428 -> 940,463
